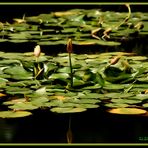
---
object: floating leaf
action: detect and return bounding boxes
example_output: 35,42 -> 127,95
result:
76,104 -> 99,109
75,98 -> 101,104
103,84 -> 125,90
9,102 -> 38,110
82,84 -> 101,90
105,103 -> 129,108
143,103 -> 148,108
134,94 -> 148,100
104,93 -> 134,98
0,111 -> 32,118
50,107 -> 86,113
111,98 -> 142,104
108,108 -> 147,115
3,98 -> 26,105
5,86 -> 33,95
35,87 -> 47,96
31,97 -> 49,107
4,66 -> 32,80
126,56 -> 148,61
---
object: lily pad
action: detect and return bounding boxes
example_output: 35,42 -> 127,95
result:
3,98 -> 26,105
50,107 -> 86,113
76,104 -> 99,109
0,111 -> 32,118
5,86 -> 33,95
103,84 -> 126,90
105,103 -> 129,108
143,103 -> 148,108
3,66 -> 32,80
8,102 -> 38,110
104,93 -> 134,98
107,108 -> 147,115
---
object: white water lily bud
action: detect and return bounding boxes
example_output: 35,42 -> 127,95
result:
34,45 -> 41,57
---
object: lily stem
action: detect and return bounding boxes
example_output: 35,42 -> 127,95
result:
68,52 -> 73,87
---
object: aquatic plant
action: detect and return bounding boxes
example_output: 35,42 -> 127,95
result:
0,44 -> 147,118
0,4 -> 147,119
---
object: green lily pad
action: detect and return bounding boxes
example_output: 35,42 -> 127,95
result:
31,97 -> 49,107
78,93 -> 101,99
111,98 -> 142,104
0,52 -> 23,59
143,103 -> 148,108
82,84 -> 101,90
0,59 -> 21,65
0,39 -> 8,42
0,111 -> 32,118
44,100 -> 63,107
5,86 -> 33,95
126,56 -> 148,61
8,32 -> 31,40
134,94 -> 148,100
74,98 -> 101,104
103,84 -> 125,90
74,39 -> 121,46
57,67 -> 71,73
8,102 -> 38,110
48,73 -> 69,80
3,98 -> 26,105
3,66 -> 32,80
76,104 -> 99,109
104,93 -> 134,98
105,103 -> 129,108
50,107 -> 86,113
137,77 -> 148,83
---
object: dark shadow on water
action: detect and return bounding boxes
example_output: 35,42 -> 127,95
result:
1,108 -> 148,143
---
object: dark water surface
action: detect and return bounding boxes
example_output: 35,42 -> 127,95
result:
0,108 -> 148,143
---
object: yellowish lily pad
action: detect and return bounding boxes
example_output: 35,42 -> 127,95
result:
0,111 -> 32,118
108,108 -> 147,115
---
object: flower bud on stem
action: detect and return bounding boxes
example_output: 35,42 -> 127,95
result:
67,38 -> 73,87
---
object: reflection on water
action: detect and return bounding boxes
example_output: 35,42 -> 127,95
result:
0,118 -> 16,143
0,109 -> 148,143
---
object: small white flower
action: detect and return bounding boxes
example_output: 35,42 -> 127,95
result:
34,45 -> 41,57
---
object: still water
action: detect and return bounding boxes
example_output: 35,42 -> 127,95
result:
0,108 -> 148,143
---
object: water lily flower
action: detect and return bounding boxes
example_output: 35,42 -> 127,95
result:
34,45 -> 41,58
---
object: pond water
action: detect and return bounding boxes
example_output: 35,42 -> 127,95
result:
1,108 -> 148,143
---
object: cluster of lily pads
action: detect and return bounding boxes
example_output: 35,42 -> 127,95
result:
0,41 -> 147,118
0,5 -> 148,47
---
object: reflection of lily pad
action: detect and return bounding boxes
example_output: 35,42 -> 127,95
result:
0,111 -> 32,118
108,108 -> 147,115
